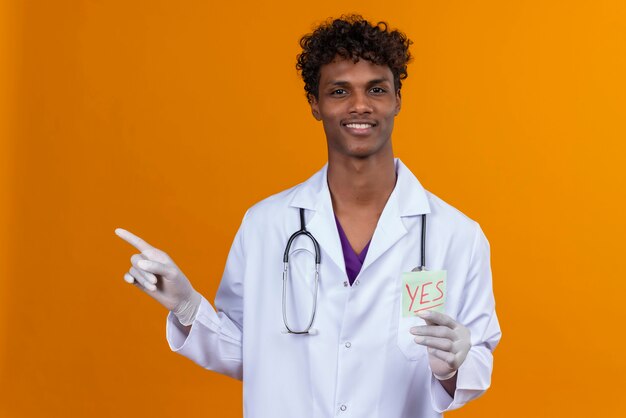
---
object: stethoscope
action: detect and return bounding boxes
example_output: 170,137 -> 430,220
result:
282,208 -> 427,335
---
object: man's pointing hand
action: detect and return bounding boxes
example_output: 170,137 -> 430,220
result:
115,227 -> 201,326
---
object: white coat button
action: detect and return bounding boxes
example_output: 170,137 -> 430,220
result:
345,342 -> 351,348
340,404 -> 347,411
354,280 -> 360,286
343,281 -> 348,287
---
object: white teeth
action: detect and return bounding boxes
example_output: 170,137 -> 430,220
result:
346,123 -> 373,129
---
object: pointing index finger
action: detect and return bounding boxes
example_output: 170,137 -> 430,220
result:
115,228 -> 155,253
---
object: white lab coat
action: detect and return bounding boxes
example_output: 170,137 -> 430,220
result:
166,158 -> 501,417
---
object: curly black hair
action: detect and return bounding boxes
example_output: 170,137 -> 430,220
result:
296,14 -> 413,102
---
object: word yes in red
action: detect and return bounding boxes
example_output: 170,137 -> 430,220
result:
405,280 -> 444,312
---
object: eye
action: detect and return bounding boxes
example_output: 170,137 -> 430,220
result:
370,87 -> 386,94
330,88 -> 347,96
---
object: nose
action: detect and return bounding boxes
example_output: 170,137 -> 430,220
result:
349,91 -> 373,114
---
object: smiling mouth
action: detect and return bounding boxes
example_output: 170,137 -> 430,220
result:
344,122 -> 377,129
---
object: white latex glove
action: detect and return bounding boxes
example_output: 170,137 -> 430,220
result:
115,227 -> 201,326
410,310 -> 471,380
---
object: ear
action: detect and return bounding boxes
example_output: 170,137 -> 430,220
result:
308,94 -> 322,121
394,89 -> 402,116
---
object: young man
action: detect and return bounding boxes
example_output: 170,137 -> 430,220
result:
116,15 -> 501,417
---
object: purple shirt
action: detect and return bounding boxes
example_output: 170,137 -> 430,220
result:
334,215 -> 371,285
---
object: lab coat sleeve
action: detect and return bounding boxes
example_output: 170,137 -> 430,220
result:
165,211 -> 249,381
430,221 -> 502,412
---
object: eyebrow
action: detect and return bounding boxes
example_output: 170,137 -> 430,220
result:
326,78 -> 392,87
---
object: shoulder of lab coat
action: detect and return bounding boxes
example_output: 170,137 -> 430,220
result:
162,175 -> 309,380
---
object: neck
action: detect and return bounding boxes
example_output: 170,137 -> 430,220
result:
327,152 -> 397,215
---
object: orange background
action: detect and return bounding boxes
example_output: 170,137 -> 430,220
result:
2,1 -> 625,417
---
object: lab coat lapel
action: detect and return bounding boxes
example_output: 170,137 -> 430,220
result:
288,159 -> 431,277
360,159 -> 431,274
359,185 -> 406,273
289,164 -> 347,275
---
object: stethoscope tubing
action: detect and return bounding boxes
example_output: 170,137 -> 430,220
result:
282,208 -> 321,334
282,209 -> 427,334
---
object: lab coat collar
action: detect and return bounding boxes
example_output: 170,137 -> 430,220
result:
289,158 -> 431,216
391,158 -> 431,217
288,158 -> 431,275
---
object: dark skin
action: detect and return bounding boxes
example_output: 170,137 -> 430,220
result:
309,57 -> 400,254
310,56 -> 458,396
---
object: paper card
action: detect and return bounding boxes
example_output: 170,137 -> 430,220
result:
401,270 -> 447,317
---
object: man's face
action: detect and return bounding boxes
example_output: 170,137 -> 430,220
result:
309,57 -> 401,160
